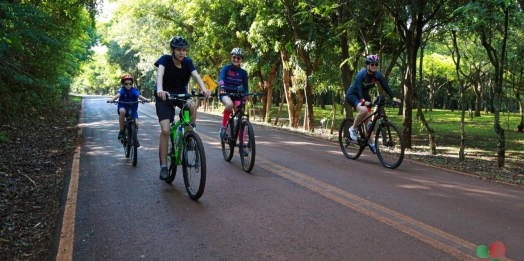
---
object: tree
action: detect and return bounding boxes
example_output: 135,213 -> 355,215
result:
383,0 -> 464,148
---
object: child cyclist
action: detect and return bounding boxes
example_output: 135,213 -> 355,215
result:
345,54 -> 401,153
107,74 -> 151,145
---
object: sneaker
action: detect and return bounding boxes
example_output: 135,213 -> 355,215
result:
241,149 -> 249,156
118,130 -> 124,140
349,126 -> 358,141
369,144 -> 377,154
219,126 -> 227,138
159,167 -> 168,180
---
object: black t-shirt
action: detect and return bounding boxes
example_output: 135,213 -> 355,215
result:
154,55 -> 196,94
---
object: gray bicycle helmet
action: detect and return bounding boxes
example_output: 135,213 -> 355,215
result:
231,48 -> 244,58
170,36 -> 189,48
365,54 -> 379,64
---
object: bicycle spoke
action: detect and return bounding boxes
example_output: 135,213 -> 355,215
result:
182,132 -> 206,200
240,121 -> 256,172
375,122 -> 405,169
338,118 -> 363,160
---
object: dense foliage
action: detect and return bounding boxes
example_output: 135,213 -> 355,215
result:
2,0 -> 523,166
0,0 -> 99,121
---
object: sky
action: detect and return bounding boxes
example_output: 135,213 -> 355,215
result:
92,0 -> 118,53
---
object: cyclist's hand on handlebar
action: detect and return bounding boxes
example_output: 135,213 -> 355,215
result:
201,90 -> 211,98
394,98 -> 401,104
144,98 -> 151,103
157,91 -> 169,101
107,99 -> 114,103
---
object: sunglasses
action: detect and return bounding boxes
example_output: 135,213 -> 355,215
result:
123,82 -> 133,86
368,63 -> 378,67
232,56 -> 242,60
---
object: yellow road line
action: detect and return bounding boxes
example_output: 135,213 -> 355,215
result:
199,132 -> 512,261
56,99 -> 84,261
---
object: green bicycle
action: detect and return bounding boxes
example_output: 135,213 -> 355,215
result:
164,93 -> 207,200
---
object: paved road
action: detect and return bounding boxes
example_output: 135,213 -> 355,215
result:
58,96 -> 523,260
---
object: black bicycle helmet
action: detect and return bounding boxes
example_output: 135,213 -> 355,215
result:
170,36 -> 189,48
365,54 -> 379,64
231,48 -> 244,58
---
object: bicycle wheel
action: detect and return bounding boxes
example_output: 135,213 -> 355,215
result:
130,124 -> 138,166
375,122 -> 405,169
221,117 -> 235,162
124,125 -> 131,158
165,134 -> 177,184
338,118 -> 364,160
239,120 -> 256,172
182,132 -> 206,200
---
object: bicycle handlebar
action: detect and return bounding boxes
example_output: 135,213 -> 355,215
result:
221,92 -> 266,97
368,100 -> 400,108
108,100 -> 148,105
168,93 -> 216,101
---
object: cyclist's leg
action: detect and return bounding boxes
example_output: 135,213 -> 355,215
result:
118,108 -> 126,139
118,108 -> 126,130
219,91 -> 233,136
156,99 -> 174,169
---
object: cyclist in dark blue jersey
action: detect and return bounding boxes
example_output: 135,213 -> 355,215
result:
154,36 -> 211,180
345,54 -> 401,153
107,74 -> 151,142
218,48 -> 249,138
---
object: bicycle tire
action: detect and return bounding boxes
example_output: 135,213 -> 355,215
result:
124,125 -> 131,158
221,117 -> 235,162
375,121 -> 405,169
338,118 -> 364,160
239,120 -> 256,172
130,124 -> 138,166
182,132 -> 206,200
165,134 -> 177,184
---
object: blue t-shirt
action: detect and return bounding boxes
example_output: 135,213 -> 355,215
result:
118,87 -> 141,118
154,55 -> 196,94
347,68 -> 395,99
219,64 -> 249,94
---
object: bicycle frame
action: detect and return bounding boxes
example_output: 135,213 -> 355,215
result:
356,104 -> 388,146
170,108 -> 191,165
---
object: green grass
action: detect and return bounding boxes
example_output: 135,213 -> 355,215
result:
253,103 -> 524,157
70,96 -> 82,103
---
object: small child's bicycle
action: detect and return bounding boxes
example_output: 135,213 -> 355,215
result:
220,92 -> 264,173
338,95 -> 405,169
164,93 -> 208,200
108,100 -> 146,166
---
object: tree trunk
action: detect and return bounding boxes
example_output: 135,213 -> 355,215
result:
281,47 -> 296,126
265,66 -> 277,123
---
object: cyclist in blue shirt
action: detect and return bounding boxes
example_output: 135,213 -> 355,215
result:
154,36 -> 211,180
107,74 -> 151,142
218,48 -> 249,140
345,54 -> 401,153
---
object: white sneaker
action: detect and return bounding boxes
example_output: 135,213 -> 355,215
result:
349,126 -> 358,140
369,144 -> 377,154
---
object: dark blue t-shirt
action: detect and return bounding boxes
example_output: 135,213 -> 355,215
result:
154,55 -> 196,94
219,64 -> 249,94
118,87 -> 141,118
347,68 -> 395,99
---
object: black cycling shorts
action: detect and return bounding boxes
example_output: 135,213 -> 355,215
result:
155,97 -> 191,122
346,93 -> 371,108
